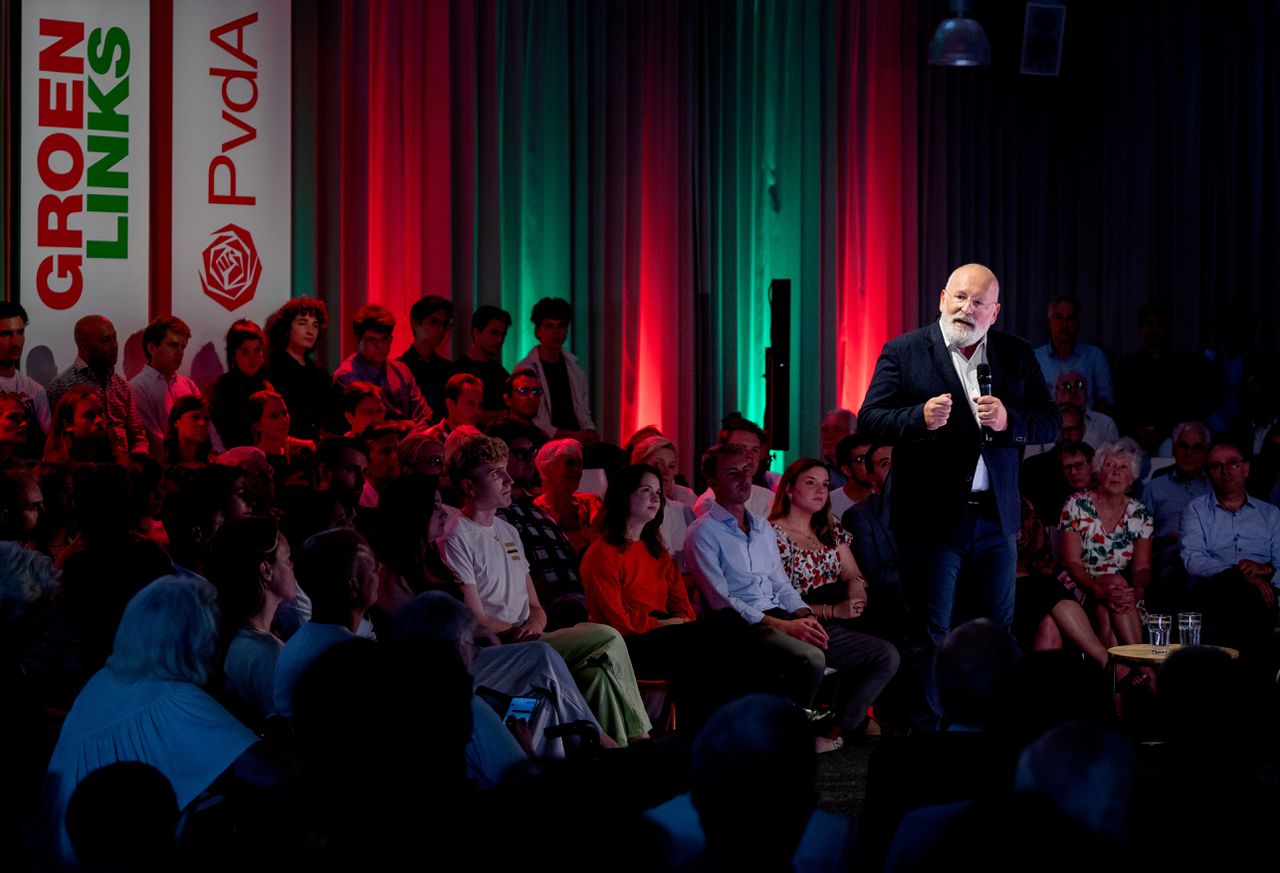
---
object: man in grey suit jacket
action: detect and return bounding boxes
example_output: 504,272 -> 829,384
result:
859,264 -> 1059,719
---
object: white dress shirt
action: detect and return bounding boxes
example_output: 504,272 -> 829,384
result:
946,336 -> 990,491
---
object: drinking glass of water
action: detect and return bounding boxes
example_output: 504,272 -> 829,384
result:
1177,612 -> 1202,647
1147,614 -> 1172,655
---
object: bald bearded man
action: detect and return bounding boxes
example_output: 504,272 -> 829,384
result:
46,315 -> 148,454
859,264 -> 1058,723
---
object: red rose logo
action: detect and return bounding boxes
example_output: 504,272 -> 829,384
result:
199,224 -> 262,311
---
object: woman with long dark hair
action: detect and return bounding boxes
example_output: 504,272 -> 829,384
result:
164,395 -> 215,467
209,320 -> 273,449
768,458 -> 901,748
205,515 -> 298,729
248,390 -> 316,492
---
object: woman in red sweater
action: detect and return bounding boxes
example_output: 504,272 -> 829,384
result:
583,464 -> 777,734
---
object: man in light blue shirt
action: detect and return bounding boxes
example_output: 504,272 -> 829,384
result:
1034,294 -> 1113,412
1180,443 -> 1280,656
687,443 -> 899,736
1143,421 -> 1212,611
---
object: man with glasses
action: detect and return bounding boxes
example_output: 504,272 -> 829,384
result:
1143,421 -> 1212,611
830,433 -> 875,520
1052,370 -> 1117,452
333,304 -> 429,423
1180,442 -> 1280,659
496,368 -> 545,430
1034,293 -> 1114,413
1022,403 -> 1091,527
860,263 -> 1059,725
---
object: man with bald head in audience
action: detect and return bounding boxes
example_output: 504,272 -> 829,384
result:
46,315 -> 147,454
859,263 -> 1058,723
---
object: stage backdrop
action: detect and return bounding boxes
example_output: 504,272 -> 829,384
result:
291,0 -> 917,472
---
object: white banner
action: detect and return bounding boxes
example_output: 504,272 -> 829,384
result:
171,1 -> 290,382
20,0 -> 150,382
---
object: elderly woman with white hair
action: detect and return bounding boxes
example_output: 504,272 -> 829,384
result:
632,435 -> 697,572
533,438 -> 602,554
38,576 -> 261,867
1059,438 -> 1154,648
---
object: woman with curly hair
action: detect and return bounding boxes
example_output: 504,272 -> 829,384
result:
265,296 -> 333,440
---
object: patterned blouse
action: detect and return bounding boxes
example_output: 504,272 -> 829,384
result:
1058,492 -> 1153,577
772,523 -> 854,596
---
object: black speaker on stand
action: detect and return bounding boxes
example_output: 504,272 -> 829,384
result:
764,279 -> 790,451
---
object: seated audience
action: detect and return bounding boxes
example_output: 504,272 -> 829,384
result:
516,297 -> 598,444
1053,370 -> 1118,450
842,442 -> 899,589
1021,403 -> 1087,526
0,301 -> 50,459
491,422 -> 587,630
1059,438 -> 1153,647
767,458 -> 901,743
288,638 -> 473,863
632,434 -> 697,508
0,468 -> 44,545
496,367 -> 544,430
424,373 -> 484,440
687,695 -> 828,872
356,420 -> 409,509
130,315 -> 222,458
439,432 -> 651,745
1034,293 -> 1114,412
0,540 -> 80,710
333,304 -> 429,422
205,516 -> 297,730
214,446 -> 276,515
688,444 -> 899,746
830,432 -> 874,519
1141,419 -> 1208,537
339,380 -> 388,436
43,386 -> 121,466
58,463 -> 175,675
398,294 -> 455,419
46,315 -> 147,455
163,395 -> 216,467
397,429 -> 446,478
1015,497 -> 1112,671
64,761 -> 180,872
0,391 -> 29,467
161,464 -> 251,577
582,464 -> 772,734
861,619 -> 1022,870
272,528 -> 379,717
209,319 -> 273,449
631,435 -> 697,571
39,576 -> 260,868
396,591 -> 582,785
453,304 -> 513,423
1142,421 -> 1211,609
819,407 -> 857,489
694,418 -> 776,518
264,296 -> 333,441
533,438 -> 602,555
1180,442 -> 1280,659
249,390 -> 317,492
279,437 -> 368,548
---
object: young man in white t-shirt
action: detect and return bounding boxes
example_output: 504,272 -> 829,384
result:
439,432 -> 651,745
0,302 -> 50,459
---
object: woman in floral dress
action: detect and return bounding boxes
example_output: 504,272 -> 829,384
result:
1059,438 -> 1153,646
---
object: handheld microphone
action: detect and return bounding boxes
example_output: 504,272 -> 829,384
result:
976,363 -> 993,445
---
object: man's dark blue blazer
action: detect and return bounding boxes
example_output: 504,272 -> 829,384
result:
858,322 -> 1060,546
